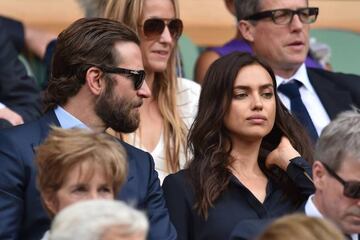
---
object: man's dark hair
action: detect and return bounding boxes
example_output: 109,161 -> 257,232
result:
43,17 -> 140,112
234,0 -> 261,21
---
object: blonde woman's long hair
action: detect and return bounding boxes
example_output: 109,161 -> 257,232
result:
104,0 -> 187,173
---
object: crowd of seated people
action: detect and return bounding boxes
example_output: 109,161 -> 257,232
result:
1,0 -> 200,184
0,0 -> 359,239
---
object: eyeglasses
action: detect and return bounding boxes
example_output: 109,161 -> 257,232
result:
141,18 -> 183,40
99,65 -> 146,90
322,162 -> 360,199
244,7 -> 319,25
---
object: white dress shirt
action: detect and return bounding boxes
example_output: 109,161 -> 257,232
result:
276,64 -> 331,135
126,78 -> 200,184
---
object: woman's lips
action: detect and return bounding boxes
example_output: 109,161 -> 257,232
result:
246,115 -> 267,124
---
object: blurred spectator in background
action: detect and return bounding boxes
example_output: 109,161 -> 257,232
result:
49,200 -> 148,240
35,127 -> 127,240
76,0 -> 107,17
0,24 -> 41,128
256,214 -> 345,240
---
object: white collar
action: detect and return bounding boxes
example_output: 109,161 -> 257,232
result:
276,64 -> 316,94
305,194 -> 323,218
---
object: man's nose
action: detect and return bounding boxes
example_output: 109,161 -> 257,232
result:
137,80 -> 151,98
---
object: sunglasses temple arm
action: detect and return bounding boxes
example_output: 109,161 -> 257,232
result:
303,171 -> 314,184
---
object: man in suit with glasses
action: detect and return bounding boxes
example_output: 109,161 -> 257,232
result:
236,0 -> 360,142
305,110 -> 360,239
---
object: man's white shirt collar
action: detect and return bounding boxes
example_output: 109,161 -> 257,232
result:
276,63 -> 316,95
305,194 -> 323,218
54,106 -> 88,129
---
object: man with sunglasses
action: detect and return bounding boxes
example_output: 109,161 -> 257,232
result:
306,110 -> 360,239
0,18 -> 177,240
237,0 -> 360,142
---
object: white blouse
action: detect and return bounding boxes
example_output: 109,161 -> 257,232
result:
126,78 -> 200,184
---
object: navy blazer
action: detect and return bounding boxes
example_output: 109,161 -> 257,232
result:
307,68 -> 360,119
0,110 -> 176,240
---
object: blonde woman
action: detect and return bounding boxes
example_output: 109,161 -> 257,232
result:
104,0 -> 201,183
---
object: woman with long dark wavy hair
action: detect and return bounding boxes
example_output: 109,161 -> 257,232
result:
163,52 -> 315,240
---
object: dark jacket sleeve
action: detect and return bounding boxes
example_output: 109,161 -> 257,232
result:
163,172 -> 193,240
0,16 -> 25,52
0,130 -> 26,239
286,157 -> 315,196
0,27 -> 42,122
143,152 -> 177,240
119,142 -> 177,240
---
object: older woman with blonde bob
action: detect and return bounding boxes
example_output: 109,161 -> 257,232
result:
103,0 -> 201,183
35,127 -> 128,239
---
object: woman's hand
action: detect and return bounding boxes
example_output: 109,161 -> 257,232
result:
265,136 -> 300,171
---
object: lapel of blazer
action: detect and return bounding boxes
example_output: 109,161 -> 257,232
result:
115,142 -> 139,202
31,110 -> 61,153
307,68 -> 353,119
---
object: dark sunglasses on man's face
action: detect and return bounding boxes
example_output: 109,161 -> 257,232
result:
322,162 -> 360,199
142,18 -> 183,40
244,7 -> 319,25
99,65 -> 146,90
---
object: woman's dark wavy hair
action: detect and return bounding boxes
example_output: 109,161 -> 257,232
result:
187,52 -> 314,218
43,17 -> 140,112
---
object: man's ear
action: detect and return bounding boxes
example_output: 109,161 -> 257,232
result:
85,66 -> 103,96
238,20 -> 255,43
312,161 -> 326,190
